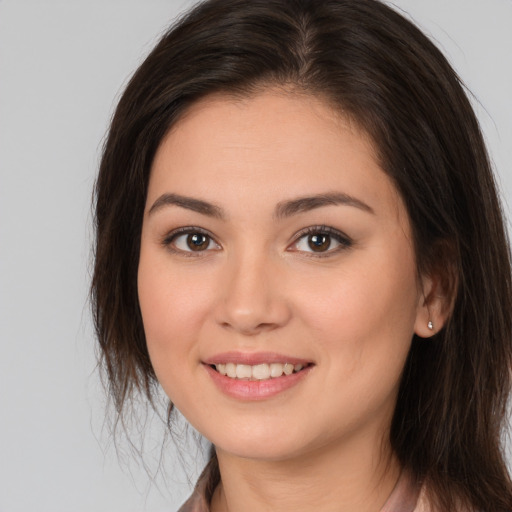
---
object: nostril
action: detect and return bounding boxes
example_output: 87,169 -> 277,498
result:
219,319 -> 282,335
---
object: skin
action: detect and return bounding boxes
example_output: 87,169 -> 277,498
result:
138,90 -> 443,512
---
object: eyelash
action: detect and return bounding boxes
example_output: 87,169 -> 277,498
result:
161,225 -> 353,257
162,226 -> 220,257
289,225 -> 353,257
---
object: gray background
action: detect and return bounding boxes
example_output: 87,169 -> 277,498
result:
1,1 -> 511,511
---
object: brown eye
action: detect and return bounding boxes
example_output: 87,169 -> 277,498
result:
308,233 -> 331,252
165,229 -> 220,253
290,227 -> 352,256
187,233 -> 210,251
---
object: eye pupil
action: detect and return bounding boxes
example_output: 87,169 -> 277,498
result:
308,234 -> 330,252
187,233 -> 209,251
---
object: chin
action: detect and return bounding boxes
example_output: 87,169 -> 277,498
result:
215,441 -> 304,462
205,422 -> 321,463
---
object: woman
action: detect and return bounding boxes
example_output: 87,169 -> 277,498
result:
91,0 -> 512,510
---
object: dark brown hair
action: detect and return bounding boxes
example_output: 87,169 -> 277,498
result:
92,0 -> 512,509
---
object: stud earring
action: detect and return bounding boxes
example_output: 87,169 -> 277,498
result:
427,320 -> 434,331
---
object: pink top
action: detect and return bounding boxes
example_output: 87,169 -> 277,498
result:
177,465 -> 431,512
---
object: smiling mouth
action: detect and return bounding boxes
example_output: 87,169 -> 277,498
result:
210,362 -> 312,381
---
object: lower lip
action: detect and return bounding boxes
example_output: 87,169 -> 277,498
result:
203,364 -> 312,401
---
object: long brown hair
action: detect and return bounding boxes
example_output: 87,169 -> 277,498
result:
92,0 -> 512,509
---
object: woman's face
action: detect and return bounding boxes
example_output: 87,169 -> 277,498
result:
138,90 -> 432,462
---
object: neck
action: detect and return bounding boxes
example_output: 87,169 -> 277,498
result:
210,431 -> 401,512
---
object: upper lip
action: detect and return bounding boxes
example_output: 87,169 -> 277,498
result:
203,351 -> 313,366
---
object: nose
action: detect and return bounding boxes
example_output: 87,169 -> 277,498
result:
215,249 -> 292,336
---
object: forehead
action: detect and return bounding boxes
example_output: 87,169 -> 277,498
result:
148,90 -> 406,224
162,89 -> 376,160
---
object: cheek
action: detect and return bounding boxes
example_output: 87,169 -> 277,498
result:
290,253 -> 419,436
137,248 -> 212,382
294,245 -> 419,376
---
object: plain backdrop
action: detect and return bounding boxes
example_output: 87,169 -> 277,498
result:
0,1 -> 511,511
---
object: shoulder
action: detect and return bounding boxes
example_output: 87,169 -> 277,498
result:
176,490 -> 209,512
380,471 -> 477,512
176,459 -> 216,512
414,486 -> 481,512
414,487 -> 434,512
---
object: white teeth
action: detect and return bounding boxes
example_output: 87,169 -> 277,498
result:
283,363 -> 294,375
226,363 -> 237,378
213,362 -> 307,380
235,364 -> 252,379
270,363 -> 284,378
252,363 -> 271,380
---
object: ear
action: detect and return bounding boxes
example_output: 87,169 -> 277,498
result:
414,265 -> 457,338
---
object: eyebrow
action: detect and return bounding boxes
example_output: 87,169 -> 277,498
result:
148,193 -> 226,219
147,191 -> 374,219
274,192 -> 374,219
